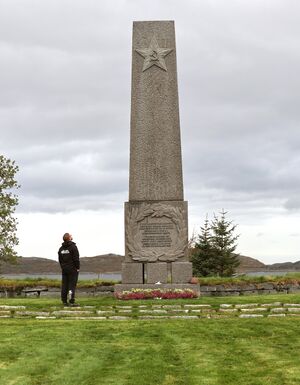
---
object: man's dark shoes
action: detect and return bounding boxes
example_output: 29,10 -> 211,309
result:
69,303 -> 80,307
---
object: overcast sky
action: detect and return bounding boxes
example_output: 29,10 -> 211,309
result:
1,0 -> 300,264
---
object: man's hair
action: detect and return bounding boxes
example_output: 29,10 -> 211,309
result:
63,233 -> 71,242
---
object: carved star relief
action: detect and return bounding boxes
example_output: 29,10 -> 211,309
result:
135,36 -> 173,72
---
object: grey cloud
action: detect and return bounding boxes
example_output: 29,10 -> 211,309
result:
18,192 -> 125,213
1,0 -> 300,218
16,140 -> 128,203
285,198 -> 300,212
0,1 -> 131,54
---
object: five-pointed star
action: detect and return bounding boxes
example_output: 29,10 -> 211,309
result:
135,36 -> 173,72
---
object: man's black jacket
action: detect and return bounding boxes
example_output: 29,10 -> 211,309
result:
58,241 -> 80,272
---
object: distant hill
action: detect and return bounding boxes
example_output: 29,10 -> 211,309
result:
1,257 -> 60,274
236,255 -> 266,272
80,254 -> 123,273
237,255 -> 300,272
1,254 -> 299,275
0,254 -> 124,274
267,260 -> 300,271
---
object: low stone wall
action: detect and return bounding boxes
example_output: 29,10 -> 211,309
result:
41,286 -> 115,298
0,286 -> 115,298
199,282 -> 300,296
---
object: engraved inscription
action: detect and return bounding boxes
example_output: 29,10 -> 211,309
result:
140,223 -> 175,248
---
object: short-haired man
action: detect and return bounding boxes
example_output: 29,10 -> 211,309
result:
58,233 -> 80,307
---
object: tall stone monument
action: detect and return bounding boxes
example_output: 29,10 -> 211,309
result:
121,21 -> 192,286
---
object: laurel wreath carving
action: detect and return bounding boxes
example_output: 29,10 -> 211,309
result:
126,203 -> 187,262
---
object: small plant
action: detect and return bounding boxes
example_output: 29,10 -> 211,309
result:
115,288 -> 198,300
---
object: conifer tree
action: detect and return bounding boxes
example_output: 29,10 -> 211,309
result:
191,210 -> 240,277
210,209 -> 240,276
0,155 -> 19,264
191,216 -> 217,276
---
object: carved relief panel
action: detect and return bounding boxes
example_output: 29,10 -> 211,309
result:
125,201 -> 188,262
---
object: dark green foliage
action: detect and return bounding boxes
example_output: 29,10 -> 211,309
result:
190,216 -> 218,276
0,155 -> 19,265
210,209 -> 240,276
191,210 -> 240,277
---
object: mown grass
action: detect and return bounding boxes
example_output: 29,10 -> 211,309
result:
1,294 -> 300,384
0,317 -> 300,384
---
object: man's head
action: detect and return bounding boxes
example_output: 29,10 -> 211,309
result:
63,233 -> 73,242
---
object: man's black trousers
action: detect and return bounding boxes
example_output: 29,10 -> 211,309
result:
61,270 -> 78,304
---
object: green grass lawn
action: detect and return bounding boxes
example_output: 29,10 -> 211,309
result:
1,294 -> 300,385
1,291 -> 300,309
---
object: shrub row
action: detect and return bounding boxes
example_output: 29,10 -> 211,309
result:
0,278 -> 118,291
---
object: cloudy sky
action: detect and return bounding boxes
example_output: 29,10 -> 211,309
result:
1,0 -> 300,264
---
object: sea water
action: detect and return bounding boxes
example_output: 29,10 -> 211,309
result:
1,273 -> 122,281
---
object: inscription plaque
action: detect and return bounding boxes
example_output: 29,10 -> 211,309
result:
141,223 -> 174,248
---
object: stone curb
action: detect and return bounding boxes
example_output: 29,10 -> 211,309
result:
235,304 -> 259,309
287,308 -> 300,313
36,316 -> 57,319
240,308 -> 268,313
270,308 -> 286,313
52,311 -> 94,316
15,311 -> 50,316
108,316 -> 130,320
64,317 -> 107,320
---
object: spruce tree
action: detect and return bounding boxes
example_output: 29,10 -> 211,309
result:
0,155 -> 19,265
191,216 -> 217,276
210,209 -> 240,276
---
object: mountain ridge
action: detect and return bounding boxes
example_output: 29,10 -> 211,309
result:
1,254 -> 300,275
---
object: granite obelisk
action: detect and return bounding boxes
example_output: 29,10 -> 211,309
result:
122,21 -> 192,285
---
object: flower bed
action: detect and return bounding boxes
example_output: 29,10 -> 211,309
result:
115,288 -> 198,300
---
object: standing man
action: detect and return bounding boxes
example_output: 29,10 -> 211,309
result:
58,233 -> 80,307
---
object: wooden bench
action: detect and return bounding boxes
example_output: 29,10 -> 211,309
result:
22,287 -> 48,297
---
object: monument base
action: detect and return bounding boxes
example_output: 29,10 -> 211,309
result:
114,283 -> 200,296
172,262 -> 193,283
121,261 -> 193,284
